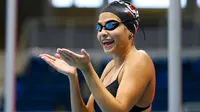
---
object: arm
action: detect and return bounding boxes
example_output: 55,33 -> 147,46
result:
81,53 -> 153,112
86,60 -> 115,112
68,73 -> 90,112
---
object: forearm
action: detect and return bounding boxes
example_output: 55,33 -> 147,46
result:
68,73 -> 89,112
81,63 -> 124,112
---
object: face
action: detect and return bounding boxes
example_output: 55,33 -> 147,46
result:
97,12 -> 131,54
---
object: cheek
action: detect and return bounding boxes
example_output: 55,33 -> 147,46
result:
109,30 -> 125,41
97,33 -> 100,41
97,33 -> 103,44
113,26 -> 127,37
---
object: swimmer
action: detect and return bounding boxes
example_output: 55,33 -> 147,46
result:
40,1 -> 156,112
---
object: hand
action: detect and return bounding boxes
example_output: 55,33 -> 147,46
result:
57,48 -> 91,70
39,53 -> 77,77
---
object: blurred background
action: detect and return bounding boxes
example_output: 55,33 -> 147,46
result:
1,0 -> 200,111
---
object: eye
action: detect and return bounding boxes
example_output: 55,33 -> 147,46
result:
106,22 -> 115,29
105,22 -> 119,30
96,24 -> 102,31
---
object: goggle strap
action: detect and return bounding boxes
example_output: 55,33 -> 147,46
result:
139,25 -> 146,41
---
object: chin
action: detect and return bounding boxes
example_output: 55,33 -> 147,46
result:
104,50 -> 112,54
103,47 -> 116,55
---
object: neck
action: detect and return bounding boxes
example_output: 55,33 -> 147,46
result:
112,45 -> 136,69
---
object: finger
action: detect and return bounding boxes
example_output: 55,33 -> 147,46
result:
58,49 -> 76,61
57,48 -> 74,59
61,49 -> 84,58
59,51 -> 74,65
42,56 -> 63,71
60,49 -> 84,60
55,53 -> 62,59
40,56 -> 56,68
59,51 -> 81,66
81,48 -> 90,59
57,48 -> 61,53
39,54 -> 47,57
40,54 -> 56,61
59,51 -> 72,61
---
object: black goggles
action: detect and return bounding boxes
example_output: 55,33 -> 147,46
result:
96,19 -> 146,41
96,20 -> 124,32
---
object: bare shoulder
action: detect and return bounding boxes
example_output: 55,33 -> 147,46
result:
133,50 -> 153,66
137,50 -> 152,61
125,50 -> 155,79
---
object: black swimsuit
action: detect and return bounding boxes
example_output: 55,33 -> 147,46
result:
93,64 -> 150,112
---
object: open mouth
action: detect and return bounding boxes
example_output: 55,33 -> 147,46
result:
102,40 -> 115,48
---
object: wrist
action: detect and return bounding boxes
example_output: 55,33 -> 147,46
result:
80,62 -> 92,73
67,71 -> 78,80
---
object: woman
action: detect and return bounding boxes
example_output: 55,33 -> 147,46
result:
40,1 -> 155,112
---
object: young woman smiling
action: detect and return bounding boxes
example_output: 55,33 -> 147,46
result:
40,1 -> 156,112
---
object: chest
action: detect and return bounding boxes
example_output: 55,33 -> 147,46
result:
102,67 -> 123,87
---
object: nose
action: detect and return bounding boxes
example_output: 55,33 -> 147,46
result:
98,28 -> 108,38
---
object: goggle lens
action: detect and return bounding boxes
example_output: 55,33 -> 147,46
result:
96,21 -> 120,32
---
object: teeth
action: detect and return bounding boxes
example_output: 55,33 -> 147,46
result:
102,37 -> 114,43
106,37 -> 112,40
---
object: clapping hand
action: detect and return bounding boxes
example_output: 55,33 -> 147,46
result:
39,53 -> 77,77
57,48 -> 91,70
